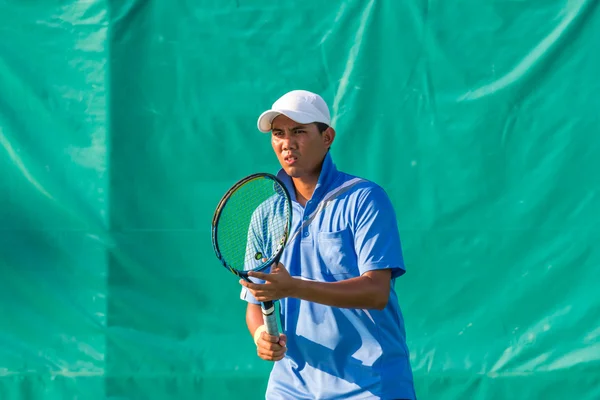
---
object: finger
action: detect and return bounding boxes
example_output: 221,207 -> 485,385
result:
260,258 -> 276,274
244,288 -> 258,299
239,279 -> 260,288
257,340 -> 285,353
239,279 -> 250,288
271,262 -> 283,271
251,289 -> 272,298
258,352 -> 285,362
278,333 -> 287,347
240,280 -> 267,290
249,288 -> 277,301
248,271 -> 272,281
255,294 -> 277,302
258,345 -> 287,360
257,333 -> 287,361
258,350 -> 286,361
272,262 -> 287,272
260,332 -> 281,344
259,340 -> 285,352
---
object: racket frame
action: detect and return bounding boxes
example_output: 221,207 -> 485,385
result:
211,172 -> 293,338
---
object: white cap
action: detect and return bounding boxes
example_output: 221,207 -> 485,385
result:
257,90 -> 331,133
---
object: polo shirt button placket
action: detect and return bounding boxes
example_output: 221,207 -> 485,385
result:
302,209 -> 310,237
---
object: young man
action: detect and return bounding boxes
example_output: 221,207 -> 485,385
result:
239,90 -> 417,400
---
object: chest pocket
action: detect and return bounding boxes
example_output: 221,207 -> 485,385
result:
316,228 -> 359,278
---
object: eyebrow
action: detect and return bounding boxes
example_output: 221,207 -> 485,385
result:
272,125 -> 308,132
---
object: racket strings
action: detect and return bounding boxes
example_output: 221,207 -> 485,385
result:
216,177 -> 290,272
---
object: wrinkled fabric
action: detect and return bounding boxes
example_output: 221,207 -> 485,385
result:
1,0 -> 599,399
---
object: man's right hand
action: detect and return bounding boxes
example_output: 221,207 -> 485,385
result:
254,325 -> 287,362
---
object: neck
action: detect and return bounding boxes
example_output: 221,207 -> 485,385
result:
290,154 -> 327,206
292,176 -> 319,207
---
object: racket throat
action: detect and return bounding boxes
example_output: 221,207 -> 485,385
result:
237,271 -> 252,282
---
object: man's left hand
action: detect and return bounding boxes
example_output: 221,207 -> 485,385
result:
240,263 -> 296,302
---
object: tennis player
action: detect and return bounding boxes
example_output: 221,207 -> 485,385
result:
239,90 -> 417,400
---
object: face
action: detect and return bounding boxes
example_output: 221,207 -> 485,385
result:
270,115 -> 335,180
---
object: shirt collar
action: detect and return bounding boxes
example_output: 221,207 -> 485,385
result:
276,151 -> 340,205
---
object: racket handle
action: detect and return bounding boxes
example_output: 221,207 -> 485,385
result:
261,301 -> 279,336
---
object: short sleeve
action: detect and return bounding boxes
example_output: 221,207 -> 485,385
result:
240,285 -> 260,304
239,201 -> 267,305
353,185 -> 406,279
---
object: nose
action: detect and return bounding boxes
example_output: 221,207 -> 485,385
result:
281,134 -> 297,150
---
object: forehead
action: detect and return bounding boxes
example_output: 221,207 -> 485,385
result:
271,114 -> 312,130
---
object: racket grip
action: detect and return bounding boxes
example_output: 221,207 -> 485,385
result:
261,301 -> 279,336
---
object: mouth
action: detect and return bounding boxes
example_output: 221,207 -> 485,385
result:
284,154 -> 298,165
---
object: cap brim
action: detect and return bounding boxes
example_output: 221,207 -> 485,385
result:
257,109 -> 322,133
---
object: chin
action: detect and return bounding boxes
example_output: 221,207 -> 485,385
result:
283,166 -> 302,177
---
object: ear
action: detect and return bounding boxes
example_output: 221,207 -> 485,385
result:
322,127 -> 335,148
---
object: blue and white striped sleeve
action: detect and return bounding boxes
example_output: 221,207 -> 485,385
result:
240,205 -> 264,305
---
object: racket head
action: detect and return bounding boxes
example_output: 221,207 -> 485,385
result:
211,173 -> 292,278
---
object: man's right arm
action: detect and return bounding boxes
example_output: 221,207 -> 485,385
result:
246,303 -> 265,338
243,204 -> 286,361
246,303 -> 287,362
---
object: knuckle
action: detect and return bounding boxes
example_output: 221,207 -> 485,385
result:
260,344 -> 274,353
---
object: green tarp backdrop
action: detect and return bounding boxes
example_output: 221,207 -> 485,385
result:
1,1 -> 599,399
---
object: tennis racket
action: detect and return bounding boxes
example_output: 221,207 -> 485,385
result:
211,173 -> 292,337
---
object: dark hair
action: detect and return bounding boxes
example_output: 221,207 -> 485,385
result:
315,122 -> 329,133
315,122 -> 332,151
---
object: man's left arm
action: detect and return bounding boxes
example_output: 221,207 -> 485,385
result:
242,186 -> 405,310
290,268 -> 392,310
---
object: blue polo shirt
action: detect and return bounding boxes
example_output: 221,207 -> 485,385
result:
240,152 -> 416,400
